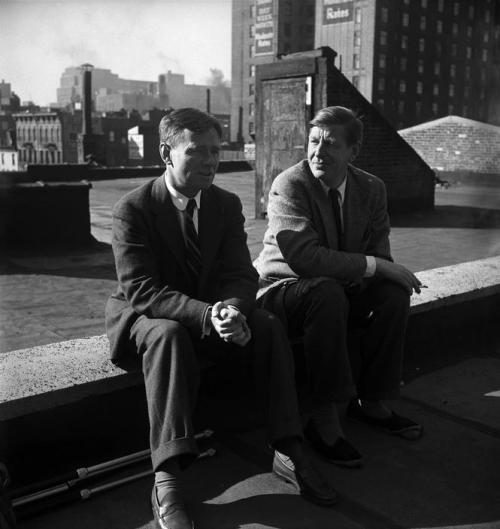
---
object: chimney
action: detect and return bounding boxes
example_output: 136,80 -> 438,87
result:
81,63 -> 93,135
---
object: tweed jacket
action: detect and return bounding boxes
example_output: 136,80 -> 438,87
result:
105,175 -> 258,366
254,160 -> 392,299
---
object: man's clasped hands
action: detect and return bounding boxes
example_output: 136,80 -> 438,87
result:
210,301 -> 252,347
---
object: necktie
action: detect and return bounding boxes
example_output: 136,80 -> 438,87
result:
185,198 -> 202,289
329,189 -> 344,250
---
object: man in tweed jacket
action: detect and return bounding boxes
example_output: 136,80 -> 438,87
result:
254,106 -> 423,468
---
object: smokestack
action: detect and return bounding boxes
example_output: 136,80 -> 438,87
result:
81,63 -> 93,135
206,88 -> 211,114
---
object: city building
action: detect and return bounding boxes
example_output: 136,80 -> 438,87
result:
231,0 -> 316,143
0,147 -> 19,171
0,80 -> 20,112
314,0 -> 500,128
56,67 -> 156,108
400,115 -> 500,184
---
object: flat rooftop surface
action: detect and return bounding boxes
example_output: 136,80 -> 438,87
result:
1,172 -> 499,354
2,172 -> 499,527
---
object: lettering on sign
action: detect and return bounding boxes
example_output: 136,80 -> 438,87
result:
255,0 -> 274,55
322,1 -> 353,24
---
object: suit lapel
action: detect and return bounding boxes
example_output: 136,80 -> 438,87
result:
304,164 -> 340,250
343,166 -> 369,252
199,187 -> 223,278
150,175 -> 187,272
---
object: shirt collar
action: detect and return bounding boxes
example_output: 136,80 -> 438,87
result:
319,173 -> 347,203
164,173 -> 201,211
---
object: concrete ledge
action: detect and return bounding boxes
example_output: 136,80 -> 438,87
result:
1,256 -> 499,420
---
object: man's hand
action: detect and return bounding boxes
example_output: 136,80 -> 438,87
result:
211,301 -> 251,346
374,258 -> 422,294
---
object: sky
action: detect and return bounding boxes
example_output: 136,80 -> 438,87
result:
0,0 -> 232,106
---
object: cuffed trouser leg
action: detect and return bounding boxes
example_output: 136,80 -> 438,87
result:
248,308 -> 303,444
131,316 -> 200,472
283,280 -> 356,404
349,280 -> 410,401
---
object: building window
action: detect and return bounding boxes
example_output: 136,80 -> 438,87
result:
402,13 -> 409,26
421,0 -> 427,7
449,64 -> 456,78
381,7 -> 388,23
353,54 -> 360,69
379,54 -> 386,68
464,86 -> 470,98
250,4 -> 256,17
249,64 -> 255,77
453,2 -> 459,15
449,85 -> 455,97
433,84 -> 439,96
355,7 -> 361,23
109,131 -> 115,142
352,76 -> 360,89
469,5 -> 474,18
485,10 -> 491,22
484,33 -> 489,43
438,0 -> 444,12
354,30 -> 361,47
419,38 -> 425,52
399,81 -> 406,93
466,46 -> 472,59
465,66 -> 471,79
380,31 -> 387,46
432,103 -> 438,115
436,20 -> 442,33
452,44 -> 457,56
249,83 -> 254,95
481,69 -> 487,81
249,102 -> 254,115
378,78 -> 385,91
436,42 -> 442,56
377,98 -> 384,108
448,104 -> 454,114
482,49 -> 488,61
417,81 -> 423,94
467,26 -> 473,38
398,100 -> 405,114
420,16 -> 426,30
418,59 -> 424,74
463,105 -> 468,116
249,45 -> 254,57
249,25 -> 255,38
400,57 -> 407,71
452,23 -> 458,36
402,35 -> 408,49
249,121 -> 255,135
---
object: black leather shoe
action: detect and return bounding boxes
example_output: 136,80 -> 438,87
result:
304,420 -> 363,468
346,399 -> 423,440
272,451 -> 337,507
151,486 -> 194,529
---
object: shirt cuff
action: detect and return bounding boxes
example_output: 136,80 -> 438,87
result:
364,256 -> 377,277
201,305 -> 213,338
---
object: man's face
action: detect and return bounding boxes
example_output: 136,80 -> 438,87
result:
161,127 -> 220,197
307,125 -> 359,188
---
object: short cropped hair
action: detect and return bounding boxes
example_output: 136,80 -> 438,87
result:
158,108 -> 222,147
310,106 -> 363,146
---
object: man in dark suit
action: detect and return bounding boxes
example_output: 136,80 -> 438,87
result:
105,108 -> 336,529
254,106 -> 423,469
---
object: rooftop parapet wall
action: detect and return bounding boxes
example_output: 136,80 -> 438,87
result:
399,116 -> 500,176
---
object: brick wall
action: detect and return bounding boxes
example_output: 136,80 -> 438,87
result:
399,116 -> 500,177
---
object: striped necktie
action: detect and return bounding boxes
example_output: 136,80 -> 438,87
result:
185,198 -> 202,289
329,189 -> 344,250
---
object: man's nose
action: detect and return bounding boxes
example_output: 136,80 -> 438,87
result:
316,138 -> 328,156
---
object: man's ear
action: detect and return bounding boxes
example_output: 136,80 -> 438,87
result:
159,143 -> 172,165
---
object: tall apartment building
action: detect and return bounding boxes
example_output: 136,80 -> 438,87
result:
231,0 -> 316,143
315,0 -> 500,128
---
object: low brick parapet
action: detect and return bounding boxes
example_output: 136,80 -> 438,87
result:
1,256 -> 499,421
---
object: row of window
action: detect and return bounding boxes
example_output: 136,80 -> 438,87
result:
18,148 -> 62,164
377,79 -> 486,100
381,2 -> 486,23
376,98 -> 478,120
18,127 -> 61,143
0,152 -> 16,166
377,44 -> 486,66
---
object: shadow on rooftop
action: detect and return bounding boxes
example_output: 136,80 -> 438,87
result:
391,205 -> 500,229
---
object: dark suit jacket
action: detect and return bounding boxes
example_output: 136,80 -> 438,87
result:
105,175 -> 258,366
254,160 -> 392,298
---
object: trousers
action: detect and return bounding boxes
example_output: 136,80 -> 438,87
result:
262,278 -> 410,406
130,308 -> 302,471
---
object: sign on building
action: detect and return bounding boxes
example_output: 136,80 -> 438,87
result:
323,0 -> 354,25
255,0 -> 274,56
128,126 -> 144,160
